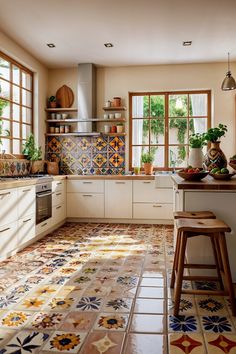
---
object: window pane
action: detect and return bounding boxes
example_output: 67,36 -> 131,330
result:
0,58 -> 10,80
22,89 -> 32,107
169,94 -> 188,117
1,138 -> 10,152
0,99 -> 10,118
13,104 -> 20,121
0,79 -> 10,99
22,124 -> 31,139
169,146 -> 188,168
190,94 -> 207,116
132,119 -> 149,144
12,65 -> 20,85
13,85 -> 20,103
132,95 -> 149,118
132,146 -> 148,167
22,107 -> 32,124
150,95 -> 165,118
189,118 -> 208,135
13,122 -> 20,138
153,146 -> 165,168
150,118 -> 165,144
22,71 -> 32,90
1,119 -> 10,135
169,118 -> 188,144
13,139 -> 20,154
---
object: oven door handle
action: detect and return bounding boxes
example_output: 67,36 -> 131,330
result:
36,191 -> 52,198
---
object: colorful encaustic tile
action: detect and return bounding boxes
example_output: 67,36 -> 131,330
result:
16,297 -> 47,311
42,331 -> 87,352
195,296 -> 228,316
169,333 -> 205,354
80,331 -> 125,354
109,136 -> 125,152
94,313 -> 129,331
0,328 -> 16,347
28,312 -> 67,330
168,296 -> 197,316
0,330 -> 50,353
0,295 -> 20,310
75,296 -> 103,311
0,311 -> 32,329
59,311 -> 97,332
102,297 -> 133,313
204,333 -> 236,354
169,315 -> 200,333
44,297 -> 75,312
200,316 -> 234,333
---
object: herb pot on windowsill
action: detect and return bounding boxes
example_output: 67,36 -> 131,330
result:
143,163 -> 153,175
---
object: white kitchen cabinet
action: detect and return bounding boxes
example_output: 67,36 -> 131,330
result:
67,180 -> 104,193
133,180 -> 173,203
0,188 -> 18,226
36,218 -> 52,235
105,180 -> 132,218
67,193 -> 104,218
51,180 -> 66,226
17,185 -> 36,219
133,203 -> 173,219
0,221 -> 18,258
52,204 -> 66,226
17,214 -> 35,245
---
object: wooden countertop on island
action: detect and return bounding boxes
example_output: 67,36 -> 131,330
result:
172,175 -> 236,190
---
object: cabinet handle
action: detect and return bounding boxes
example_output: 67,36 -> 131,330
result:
115,182 -> 125,184
56,206 -> 62,209
0,192 -> 10,197
56,193 -> 62,196
0,227 -> 10,233
175,191 -> 179,194
41,222 -> 47,227
82,194 -> 92,197
83,181 -> 92,184
56,182 -> 62,185
153,205 -> 162,208
23,218 -> 31,223
22,189 -> 31,192
143,181 -> 151,184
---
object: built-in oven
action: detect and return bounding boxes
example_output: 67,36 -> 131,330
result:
36,181 -> 52,225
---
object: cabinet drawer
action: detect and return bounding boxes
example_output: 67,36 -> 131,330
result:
36,218 -> 52,236
52,189 -> 65,207
52,180 -> 65,193
133,181 -> 173,203
52,204 -> 65,226
0,188 -> 18,226
18,214 -> 35,245
18,185 -> 36,219
67,193 -> 104,218
133,203 -> 173,220
67,180 -> 104,193
0,221 -> 18,257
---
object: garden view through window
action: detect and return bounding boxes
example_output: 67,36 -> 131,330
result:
0,51 -> 33,155
129,90 -> 211,170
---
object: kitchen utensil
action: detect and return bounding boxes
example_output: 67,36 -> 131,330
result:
178,170 -> 209,181
109,113 -> 115,119
56,85 -> 74,108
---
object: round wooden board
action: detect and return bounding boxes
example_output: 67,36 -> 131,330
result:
56,85 -> 74,108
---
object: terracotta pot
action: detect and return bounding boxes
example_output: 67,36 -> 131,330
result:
47,161 -> 59,175
203,141 -> 227,170
113,97 -> 121,107
188,148 -> 203,168
49,101 -> 57,108
31,160 -> 45,174
143,163 -> 153,175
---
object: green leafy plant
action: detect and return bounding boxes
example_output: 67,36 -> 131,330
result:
204,124 -> 227,142
48,95 -> 56,102
141,148 -> 155,164
22,133 -> 42,161
189,133 -> 207,148
0,99 -> 10,148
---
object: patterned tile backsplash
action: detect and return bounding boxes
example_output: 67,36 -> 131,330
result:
0,159 -> 31,177
46,136 -> 126,175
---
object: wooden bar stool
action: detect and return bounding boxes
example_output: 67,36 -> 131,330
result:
171,211 -> 216,289
171,218 -> 236,317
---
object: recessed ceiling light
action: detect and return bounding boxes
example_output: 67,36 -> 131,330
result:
47,43 -> 56,48
104,43 -> 113,48
183,41 -> 192,46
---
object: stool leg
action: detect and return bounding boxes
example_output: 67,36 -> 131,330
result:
174,233 -> 187,317
211,236 -> 224,290
170,230 -> 181,288
219,232 -> 236,316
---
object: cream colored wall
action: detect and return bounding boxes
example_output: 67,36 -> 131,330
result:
0,31 -> 48,151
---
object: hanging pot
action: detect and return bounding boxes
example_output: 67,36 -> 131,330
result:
188,148 -> 203,168
203,141 -> 227,170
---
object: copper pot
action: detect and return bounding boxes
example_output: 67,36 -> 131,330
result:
46,161 -> 59,175
113,97 -> 121,107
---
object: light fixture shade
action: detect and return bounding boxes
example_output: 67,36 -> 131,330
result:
221,71 -> 236,91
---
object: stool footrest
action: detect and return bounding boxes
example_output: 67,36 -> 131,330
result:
182,289 -> 227,296
184,263 -> 216,269
183,275 -> 219,281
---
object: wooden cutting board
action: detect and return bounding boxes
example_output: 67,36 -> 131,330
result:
56,85 -> 74,108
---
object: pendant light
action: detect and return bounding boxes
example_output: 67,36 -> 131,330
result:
221,52 -> 236,91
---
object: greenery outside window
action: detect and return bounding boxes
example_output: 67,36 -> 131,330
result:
129,90 -> 211,170
0,51 -> 33,155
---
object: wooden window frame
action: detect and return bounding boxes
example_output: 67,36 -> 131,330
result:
0,51 -> 33,158
129,90 -> 211,171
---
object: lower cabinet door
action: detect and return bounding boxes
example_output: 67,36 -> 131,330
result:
36,218 -> 52,236
52,204 -> 65,226
0,221 -> 18,258
133,203 -> 173,219
67,193 -> 104,218
105,181 -> 132,218
18,214 -> 35,245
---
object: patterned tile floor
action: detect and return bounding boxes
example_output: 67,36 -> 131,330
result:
0,222 -> 235,353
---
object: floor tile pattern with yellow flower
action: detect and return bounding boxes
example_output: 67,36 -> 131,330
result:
0,222 -> 236,353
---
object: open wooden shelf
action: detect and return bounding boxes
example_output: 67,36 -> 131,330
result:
101,133 -> 126,137
103,106 -> 126,111
45,107 -> 77,112
45,132 -> 100,137
46,118 -> 126,123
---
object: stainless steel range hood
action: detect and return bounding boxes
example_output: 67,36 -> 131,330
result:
77,63 -> 98,134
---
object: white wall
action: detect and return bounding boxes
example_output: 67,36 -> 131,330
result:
0,31 -> 48,151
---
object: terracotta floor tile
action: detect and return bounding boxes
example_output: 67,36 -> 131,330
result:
58,311 -> 97,331
169,333 -> 206,354
80,331 -> 125,354
134,298 -> 165,314
130,313 -> 165,333
124,333 -> 167,354
204,333 -> 236,354
137,286 -> 164,298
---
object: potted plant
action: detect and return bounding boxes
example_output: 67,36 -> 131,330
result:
188,133 -> 207,168
22,133 -> 44,174
48,95 -> 57,108
203,124 -> 228,170
141,148 -> 155,175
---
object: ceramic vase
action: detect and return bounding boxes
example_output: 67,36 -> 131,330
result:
188,148 -> 203,168
143,163 -> 153,175
203,141 -> 227,170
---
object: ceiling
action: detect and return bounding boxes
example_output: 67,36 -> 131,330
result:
0,0 -> 236,68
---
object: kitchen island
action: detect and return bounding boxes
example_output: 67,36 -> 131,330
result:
172,175 -> 236,282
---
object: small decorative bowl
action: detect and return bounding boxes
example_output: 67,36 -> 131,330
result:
177,170 -> 209,181
229,162 -> 236,171
209,172 -> 235,180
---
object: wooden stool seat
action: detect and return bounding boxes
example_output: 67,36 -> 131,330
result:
171,217 -> 236,317
174,211 -> 216,219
